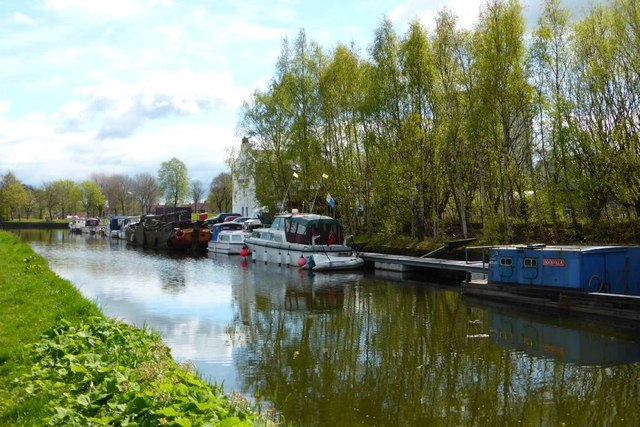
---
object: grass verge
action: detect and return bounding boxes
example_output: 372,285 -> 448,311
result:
0,230 -> 266,426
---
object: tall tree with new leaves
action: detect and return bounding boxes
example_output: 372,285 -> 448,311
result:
433,9 -> 475,238
318,43 -> 368,230
398,20 -> 439,239
158,158 -> 189,210
474,0 -> 532,238
530,0 -> 575,230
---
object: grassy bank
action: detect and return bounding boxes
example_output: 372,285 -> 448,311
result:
0,230 -> 264,426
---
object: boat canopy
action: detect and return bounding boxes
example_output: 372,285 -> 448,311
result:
289,215 -> 342,228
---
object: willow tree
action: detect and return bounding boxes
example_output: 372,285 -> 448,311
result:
474,0 -> 532,240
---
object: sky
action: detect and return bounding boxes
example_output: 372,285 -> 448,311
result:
0,0 -> 592,188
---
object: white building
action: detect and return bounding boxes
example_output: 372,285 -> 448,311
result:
231,137 -> 260,217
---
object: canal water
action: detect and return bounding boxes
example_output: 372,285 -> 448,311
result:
13,229 -> 640,426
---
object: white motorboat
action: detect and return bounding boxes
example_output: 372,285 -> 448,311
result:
68,217 -> 84,234
82,218 -> 103,234
208,221 -> 249,255
118,216 -> 139,239
244,211 -> 363,270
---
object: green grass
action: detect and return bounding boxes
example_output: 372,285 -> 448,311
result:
0,231 -> 270,426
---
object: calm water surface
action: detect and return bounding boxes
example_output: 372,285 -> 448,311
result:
15,229 -> 640,426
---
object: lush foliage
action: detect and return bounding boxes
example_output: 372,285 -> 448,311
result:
158,158 -> 190,209
238,0 -> 640,243
0,230 -> 103,424
0,231 -> 265,426
21,317 -> 256,426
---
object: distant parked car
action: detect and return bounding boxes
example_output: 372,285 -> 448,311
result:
204,213 -> 242,227
231,216 -> 251,223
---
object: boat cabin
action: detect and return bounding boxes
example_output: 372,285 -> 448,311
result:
264,214 -> 344,246
85,218 -> 100,227
489,244 -> 640,295
211,221 -> 244,241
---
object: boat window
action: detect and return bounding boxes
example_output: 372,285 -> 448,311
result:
231,235 -> 242,242
500,257 -> 512,266
220,235 -> 229,242
271,217 -> 285,230
524,258 -> 537,267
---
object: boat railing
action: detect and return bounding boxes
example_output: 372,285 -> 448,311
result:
464,245 -> 494,271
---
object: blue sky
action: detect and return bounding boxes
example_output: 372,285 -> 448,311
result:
0,0 -> 588,188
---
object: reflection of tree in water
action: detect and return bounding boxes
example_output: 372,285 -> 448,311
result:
158,255 -> 188,293
230,278 -> 640,426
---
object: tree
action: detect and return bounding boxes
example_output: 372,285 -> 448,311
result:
207,173 -> 232,213
190,180 -> 205,212
530,0 -> 575,230
158,158 -> 189,209
53,180 -> 82,218
92,173 -> 132,216
80,180 -> 106,217
474,0 -> 532,239
0,172 -> 29,220
433,9 -> 476,238
130,173 -> 159,214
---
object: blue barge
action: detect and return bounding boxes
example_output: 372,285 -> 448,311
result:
463,244 -> 640,323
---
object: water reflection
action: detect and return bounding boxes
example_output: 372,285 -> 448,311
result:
12,229 -> 640,427
464,297 -> 640,366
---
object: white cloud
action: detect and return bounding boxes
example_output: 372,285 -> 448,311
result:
14,12 -> 36,25
389,0 -> 484,30
44,0 -> 148,19
0,100 -> 9,113
52,70 -> 250,139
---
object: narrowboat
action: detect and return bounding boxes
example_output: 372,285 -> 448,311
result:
463,244 -> 640,322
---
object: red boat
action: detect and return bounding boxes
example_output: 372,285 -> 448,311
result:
168,227 -> 211,251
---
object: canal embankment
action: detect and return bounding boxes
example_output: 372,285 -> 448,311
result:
0,221 -> 70,230
0,230 -> 264,426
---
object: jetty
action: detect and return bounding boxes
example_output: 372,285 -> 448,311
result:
359,252 -> 487,275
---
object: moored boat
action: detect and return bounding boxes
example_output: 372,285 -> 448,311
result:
245,211 -> 363,270
168,226 -> 211,251
107,215 -> 127,238
463,244 -> 640,323
126,211 -> 207,250
303,253 -> 365,271
68,217 -> 84,234
208,221 -> 248,255
82,218 -> 103,234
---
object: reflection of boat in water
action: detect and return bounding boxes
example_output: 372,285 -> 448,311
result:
463,296 -> 640,366
243,262 -> 363,312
